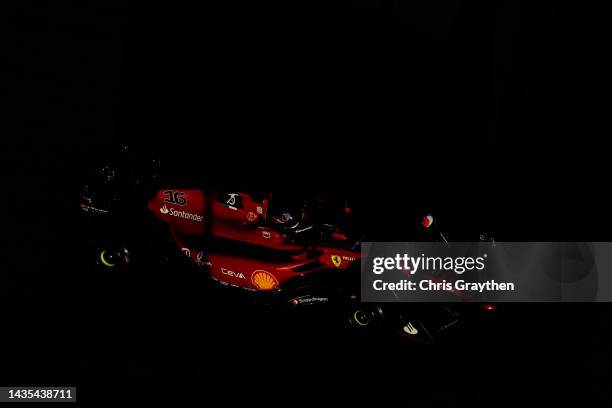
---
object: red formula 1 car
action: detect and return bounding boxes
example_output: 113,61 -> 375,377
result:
80,145 -> 497,343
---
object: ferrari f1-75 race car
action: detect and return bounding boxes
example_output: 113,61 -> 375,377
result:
79,145 -> 497,344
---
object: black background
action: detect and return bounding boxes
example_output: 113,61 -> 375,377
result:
3,1 -> 610,404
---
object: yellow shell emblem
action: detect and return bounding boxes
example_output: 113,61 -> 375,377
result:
251,270 -> 279,290
331,255 -> 342,268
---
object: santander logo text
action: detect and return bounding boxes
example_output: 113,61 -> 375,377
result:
160,205 -> 203,222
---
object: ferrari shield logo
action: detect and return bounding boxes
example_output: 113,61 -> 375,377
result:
331,255 -> 342,268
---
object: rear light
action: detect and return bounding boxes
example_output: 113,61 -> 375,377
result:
482,304 -> 496,311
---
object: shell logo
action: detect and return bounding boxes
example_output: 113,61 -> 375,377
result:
251,270 -> 279,291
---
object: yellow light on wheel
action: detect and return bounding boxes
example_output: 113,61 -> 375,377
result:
100,250 -> 116,268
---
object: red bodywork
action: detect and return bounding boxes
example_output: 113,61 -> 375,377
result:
147,190 -> 360,291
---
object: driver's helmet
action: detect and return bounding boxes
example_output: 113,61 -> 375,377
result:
270,211 -> 301,231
